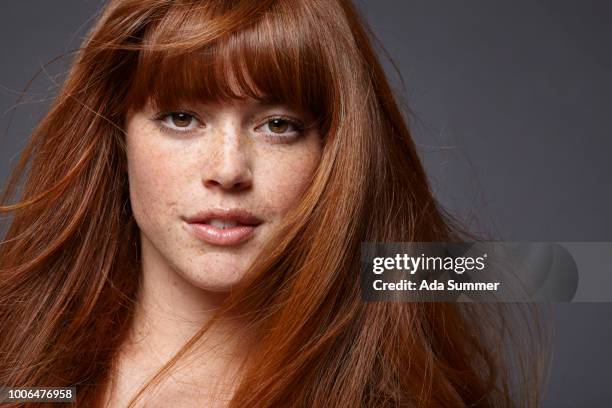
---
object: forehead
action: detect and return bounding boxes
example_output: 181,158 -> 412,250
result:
123,3 -> 331,128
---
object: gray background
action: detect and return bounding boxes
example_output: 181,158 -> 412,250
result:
1,1 -> 610,406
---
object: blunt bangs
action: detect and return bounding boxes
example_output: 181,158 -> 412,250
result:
125,1 -> 331,127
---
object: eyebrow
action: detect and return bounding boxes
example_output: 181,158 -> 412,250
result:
206,97 -> 307,116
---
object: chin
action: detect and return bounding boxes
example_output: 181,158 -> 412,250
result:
181,257 -> 252,293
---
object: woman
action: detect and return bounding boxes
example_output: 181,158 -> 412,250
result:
0,0 -> 548,406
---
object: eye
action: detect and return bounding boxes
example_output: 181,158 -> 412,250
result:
155,111 -> 201,132
256,116 -> 305,139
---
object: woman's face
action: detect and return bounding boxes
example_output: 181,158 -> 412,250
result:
125,98 -> 321,292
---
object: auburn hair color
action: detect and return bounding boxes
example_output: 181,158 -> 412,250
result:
0,0 -> 549,406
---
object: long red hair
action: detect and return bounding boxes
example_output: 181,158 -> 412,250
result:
0,0 -> 549,406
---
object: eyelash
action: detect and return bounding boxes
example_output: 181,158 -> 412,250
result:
152,110 -> 202,133
152,110 -> 306,141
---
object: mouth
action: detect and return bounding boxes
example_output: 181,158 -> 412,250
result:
183,208 -> 263,246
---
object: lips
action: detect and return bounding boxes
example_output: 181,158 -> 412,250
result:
183,208 -> 263,246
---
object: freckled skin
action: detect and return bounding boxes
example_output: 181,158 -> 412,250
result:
125,99 -> 321,292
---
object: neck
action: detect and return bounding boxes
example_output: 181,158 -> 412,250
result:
106,236 -> 252,407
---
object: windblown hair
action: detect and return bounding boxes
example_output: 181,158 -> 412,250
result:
0,0 -> 549,407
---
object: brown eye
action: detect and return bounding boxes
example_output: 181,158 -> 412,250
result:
268,118 -> 290,133
254,115 -> 305,141
170,112 -> 194,128
156,111 -> 201,132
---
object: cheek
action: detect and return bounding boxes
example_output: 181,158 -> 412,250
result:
126,134 -> 181,231
259,145 -> 320,213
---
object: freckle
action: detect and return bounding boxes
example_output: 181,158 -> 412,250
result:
173,280 -> 178,287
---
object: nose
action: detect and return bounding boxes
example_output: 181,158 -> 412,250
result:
202,130 -> 253,192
